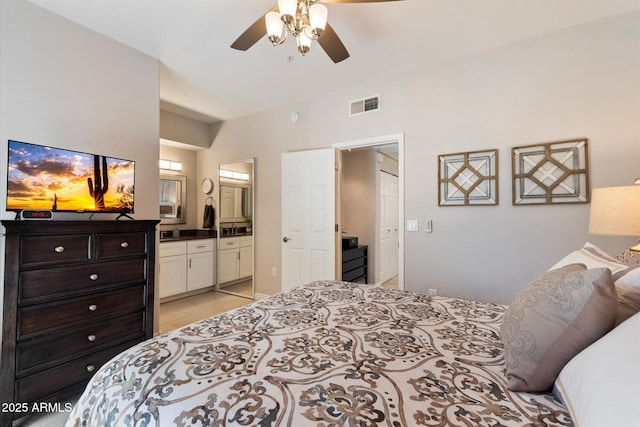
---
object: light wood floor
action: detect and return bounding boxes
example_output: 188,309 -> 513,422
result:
159,291 -> 253,333
160,276 -> 398,334
219,279 -> 252,296
382,275 -> 399,289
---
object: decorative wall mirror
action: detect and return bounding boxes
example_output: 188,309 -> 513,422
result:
217,159 -> 255,299
159,174 -> 187,224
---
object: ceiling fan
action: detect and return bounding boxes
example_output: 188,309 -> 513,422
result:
231,0 -> 404,64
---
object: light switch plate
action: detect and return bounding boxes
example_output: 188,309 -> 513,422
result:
425,220 -> 433,233
406,219 -> 419,232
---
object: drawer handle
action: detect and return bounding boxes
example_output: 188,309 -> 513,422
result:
54,246 -> 65,253
120,242 -> 129,248
196,245 -> 206,249
87,334 -> 97,342
86,364 -> 95,373
227,242 -> 234,246
89,274 -> 98,281
88,304 -> 98,312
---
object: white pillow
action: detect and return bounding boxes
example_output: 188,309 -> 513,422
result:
550,242 -> 640,324
549,242 -> 628,272
554,311 -> 640,427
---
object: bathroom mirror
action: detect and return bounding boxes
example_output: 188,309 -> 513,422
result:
220,185 -> 251,222
217,159 -> 254,299
159,174 -> 187,224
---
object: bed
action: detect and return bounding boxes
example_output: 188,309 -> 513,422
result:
66,280 -> 576,427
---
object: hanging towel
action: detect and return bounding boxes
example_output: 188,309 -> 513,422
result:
202,204 -> 215,229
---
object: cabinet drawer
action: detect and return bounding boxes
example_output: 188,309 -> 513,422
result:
342,246 -> 367,262
16,311 -> 144,374
21,234 -> 90,267
187,238 -> 214,254
18,286 -> 145,337
160,241 -> 187,257
239,236 -> 253,248
20,258 -> 146,302
95,232 -> 147,259
343,266 -> 367,282
15,339 -> 139,403
220,237 -> 239,249
343,257 -> 366,273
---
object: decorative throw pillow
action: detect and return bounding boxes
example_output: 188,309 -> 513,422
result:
554,311 -> 640,427
500,264 -> 617,392
549,242 -> 640,324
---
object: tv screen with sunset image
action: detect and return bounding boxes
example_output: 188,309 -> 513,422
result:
6,140 -> 135,213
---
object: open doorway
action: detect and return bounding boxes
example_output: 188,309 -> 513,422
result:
334,134 -> 404,290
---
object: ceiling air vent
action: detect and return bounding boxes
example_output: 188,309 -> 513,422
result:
349,95 -> 380,116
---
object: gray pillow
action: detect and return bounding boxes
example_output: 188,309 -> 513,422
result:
500,264 -> 617,392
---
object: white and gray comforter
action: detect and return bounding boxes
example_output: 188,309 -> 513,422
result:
66,281 -> 572,426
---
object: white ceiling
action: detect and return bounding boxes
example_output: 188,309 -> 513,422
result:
29,0 -> 640,123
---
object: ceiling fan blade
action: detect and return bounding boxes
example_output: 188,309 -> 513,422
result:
317,22 -> 350,63
320,0 -> 405,3
230,7 -> 277,51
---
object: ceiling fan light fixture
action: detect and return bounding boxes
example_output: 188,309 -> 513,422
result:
309,3 -> 328,38
233,0 -> 404,63
266,11 -> 286,45
297,30 -> 312,55
278,0 -> 297,23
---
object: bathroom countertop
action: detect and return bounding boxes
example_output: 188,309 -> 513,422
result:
159,229 -> 217,242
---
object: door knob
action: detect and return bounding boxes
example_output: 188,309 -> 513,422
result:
282,237 -> 291,243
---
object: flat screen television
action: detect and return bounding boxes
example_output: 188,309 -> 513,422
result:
6,140 -> 135,214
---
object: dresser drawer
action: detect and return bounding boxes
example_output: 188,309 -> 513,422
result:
342,246 -> 367,262
343,266 -> 367,282
20,234 -> 90,267
18,286 -> 145,337
20,258 -> 146,302
15,339 -> 140,403
95,232 -> 147,259
16,312 -> 145,375
343,256 -> 366,273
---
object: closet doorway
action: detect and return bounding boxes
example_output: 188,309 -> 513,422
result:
334,133 -> 404,290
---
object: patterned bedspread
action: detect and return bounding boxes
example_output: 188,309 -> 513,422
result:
66,281 -> 572,426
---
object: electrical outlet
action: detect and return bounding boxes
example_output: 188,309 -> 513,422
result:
271,267 -> 278,277
428,288 -> 437,296
425,219 -> 433,233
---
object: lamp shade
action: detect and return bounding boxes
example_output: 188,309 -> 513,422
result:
278,0 -> 297,18
309,3 -> 328,34
296,30 -> 312,55
589,186 -> 640,236
265,11 -> 284,39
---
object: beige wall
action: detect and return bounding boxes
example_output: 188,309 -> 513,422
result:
160,110 -> 212,149
158,145 -> 199,231
200,11 -> 640,303
0,0 -> 160,222
1,0 -> 160,329
341,150 -> 377,281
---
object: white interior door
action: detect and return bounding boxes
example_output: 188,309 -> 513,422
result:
380,171 -> 399,283
281,148 -> 336,292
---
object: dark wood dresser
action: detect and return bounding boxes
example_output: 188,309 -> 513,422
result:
342,245 -> 368,283
0,220 -> 158,425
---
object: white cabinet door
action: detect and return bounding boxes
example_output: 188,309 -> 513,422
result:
187,251 -> 213,291
219,249 -> 239,283
239,245 -> 253,279
159,255 -> 187,298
